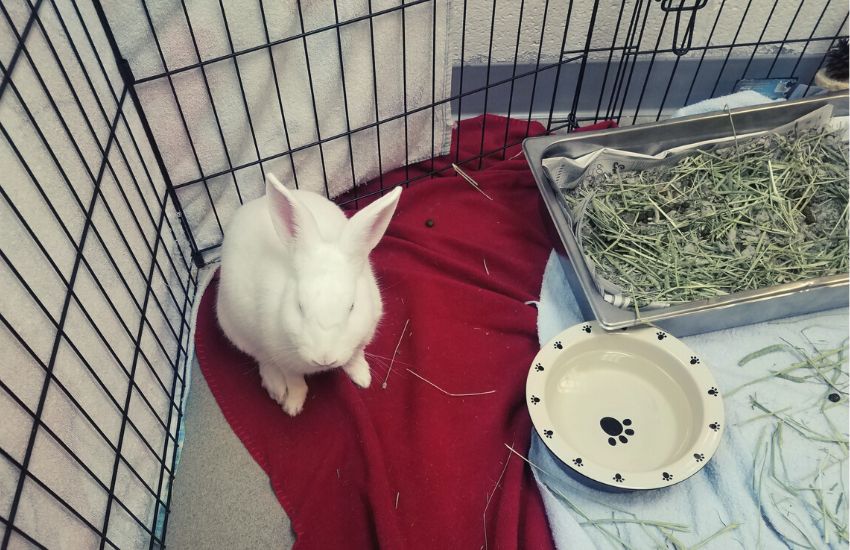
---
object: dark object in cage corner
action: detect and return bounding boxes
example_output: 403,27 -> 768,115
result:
815,38 -> 849,90
825,38 -> 849,80
656,0 -> 709,56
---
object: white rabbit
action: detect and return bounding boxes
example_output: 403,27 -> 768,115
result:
216,173 -> 401,415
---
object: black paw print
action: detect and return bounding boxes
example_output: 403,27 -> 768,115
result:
709,422 -> 720,432
656,331 -> 667,340
613,473 -> 625,483
582,324 -> 592,333
601,417 -> 635,446
694,453 -> 705,462
543,429 -> 553,439
690,356 -> 700,365
707,387 -> 719,397
530,395 -> 540,405
572,458 -> 583,467
554,341 -> 563,350
662,472 -> 673,481
534,363 -> 544,372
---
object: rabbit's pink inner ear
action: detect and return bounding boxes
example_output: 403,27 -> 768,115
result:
344,186 -> 402,257
266,177 -> 299,242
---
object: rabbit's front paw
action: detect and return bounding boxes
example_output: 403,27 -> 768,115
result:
282,375 -> 308,416
344,353 -> 371,388
259,363 -> 288,405
282,389 -> 307,416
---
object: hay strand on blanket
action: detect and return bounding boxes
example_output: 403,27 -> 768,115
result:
453,163 -> 494,200
405,368 -> 495,397
484,447 -> 512,550
508,149 -> 525,160
382,318 -> 410,389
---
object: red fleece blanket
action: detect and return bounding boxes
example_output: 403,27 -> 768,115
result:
195,116 -> 615,549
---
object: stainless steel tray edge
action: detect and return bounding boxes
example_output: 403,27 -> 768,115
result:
524,93 -> 850,337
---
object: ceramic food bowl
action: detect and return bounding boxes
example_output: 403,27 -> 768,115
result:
526,322 -> 724,491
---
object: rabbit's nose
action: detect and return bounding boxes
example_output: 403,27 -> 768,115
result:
311,354 -> 341,369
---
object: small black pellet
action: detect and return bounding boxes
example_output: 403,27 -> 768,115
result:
828,393 -> 841,403
425,219 -> 435,228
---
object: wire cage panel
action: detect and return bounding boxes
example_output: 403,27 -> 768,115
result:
450,0 -> 849,124
1,0 -> 197,547
1,0 -> 848,548
96,0 -> 850,267
103,0 -> 458,258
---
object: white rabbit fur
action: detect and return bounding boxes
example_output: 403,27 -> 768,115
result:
216,173 -> 401,415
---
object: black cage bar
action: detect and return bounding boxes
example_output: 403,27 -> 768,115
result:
1,0 -> 847,547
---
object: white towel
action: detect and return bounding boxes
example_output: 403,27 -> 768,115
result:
532,251 -> 849,549
670,90 -> 780,118
103,0 -> 454,251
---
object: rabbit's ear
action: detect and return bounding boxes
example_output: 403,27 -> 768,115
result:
342,186 -> 401,258
265,173 -> 319,245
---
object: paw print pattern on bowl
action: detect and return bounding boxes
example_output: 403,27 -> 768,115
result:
601,417 -> 635,446
543,429 -> 553,439
530,395 -> 540,405
613,473 -> 625,483
656,331 -> 667,340
690,356 -> 700,365
572,458 -> 583,467
554,341 -> 563,350
662,472 -> 673,481
534,363 -> 544,372
709,422 -> 720,431
582,324 -> 592,333
707,387 -> 719,397
694,453 -> 705,462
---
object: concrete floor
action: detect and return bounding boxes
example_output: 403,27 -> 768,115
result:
166,359 -> 295,549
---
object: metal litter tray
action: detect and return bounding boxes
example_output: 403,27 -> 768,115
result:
524,93 -> 849,337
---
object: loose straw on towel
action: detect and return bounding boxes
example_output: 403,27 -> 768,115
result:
505,444 -> 553,482
484,446 -> 513,550
502,444 -> 698,548
503,445 -> 628,546
382,318 -> 410,389
483,257 -> 490,276
405,368 -> 496,397
453,163 -> 494,200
